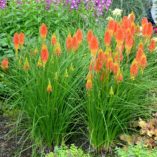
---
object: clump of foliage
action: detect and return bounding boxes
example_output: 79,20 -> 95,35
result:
119,113 -> 157,149
45,144 -> 90,157
116,144 -> 157,157
85,13 -> 157,151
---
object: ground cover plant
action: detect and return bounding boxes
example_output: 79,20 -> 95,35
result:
116,144 -> 157,157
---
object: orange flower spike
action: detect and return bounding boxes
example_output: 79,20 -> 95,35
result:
19,32 -> 25,46
142,22 -> 153,38
146,23 -> 153,38
141,17 -> 148,27
86,79 -> 92,90
41,44 -> 49,64
54,43 -> 61,56
139,53 -> 147,71
89,36 -> 99,56
87,30 -> 93,43
1,58 -> 9,70
94,58 -> 103,72
76,29 -> 83,44
125,33 -> 134,54
122,16 -> 130,30
113,62 -> 120,75
136,47 -> 143,63
98,49 -> 107,63
72,35 -> 79,51
51,34 -> 57,46
13,33 -> 19,52
130,24 -> 136,35
106,56 -> 114,72
47,79 -> 52,94
39,23 -> 48,39
113,52 -> 119,63
149,39 -> 156,52
104,31 -> 111,47
142,24 -> 148,36
107,19 -> 116,34
66,34 -> 73,51
128,12 -> 135,23
115,27 -> 125,45
130,59 -> 139,80
116,71 -> 123,83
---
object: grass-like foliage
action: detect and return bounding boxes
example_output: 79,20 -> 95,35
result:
85,14 -> 157,151
1,26 -> 88,147
1,13 -> 157,154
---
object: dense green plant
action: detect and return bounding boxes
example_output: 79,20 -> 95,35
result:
116,144 -> 157,157
1,25 -> 89,148
85,14 -> 157,151
45,144 -> 90,157
1,11 -> 157,157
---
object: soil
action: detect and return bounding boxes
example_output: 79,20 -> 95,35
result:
0,114 -> 31,157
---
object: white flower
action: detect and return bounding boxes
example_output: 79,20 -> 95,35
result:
106,16 -> 113,21
152,37 -> 157,42
112,8 -> 123,17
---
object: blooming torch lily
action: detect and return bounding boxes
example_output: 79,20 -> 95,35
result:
75,29 -> 83,44
51,34 -> 57,46
19,32 -> 25,46
47,79 -> 52,94
130,59 -> 138,80
13,33 -> 19,58
104,31 -> 111,47
1,58 -> 9,70
148,39 -> 156,52
66,34 -> 73,51
89,36 -> 99,56
40,23 -> 48,40
41,44 -> 49,66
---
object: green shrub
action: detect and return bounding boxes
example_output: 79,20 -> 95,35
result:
116,144 -> 157,157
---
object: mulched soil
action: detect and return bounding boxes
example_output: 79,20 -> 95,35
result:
0,114 -> 31,157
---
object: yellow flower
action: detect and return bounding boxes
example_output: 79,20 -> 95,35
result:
23,57 -> 30,70
37,57 -> 43,68
109,86 -> 114,96
47,79 -> 52,94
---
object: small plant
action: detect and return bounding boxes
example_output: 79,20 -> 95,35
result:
45,144 -> 90,157
120,114 -> 157,148
116,144 -> 157,157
